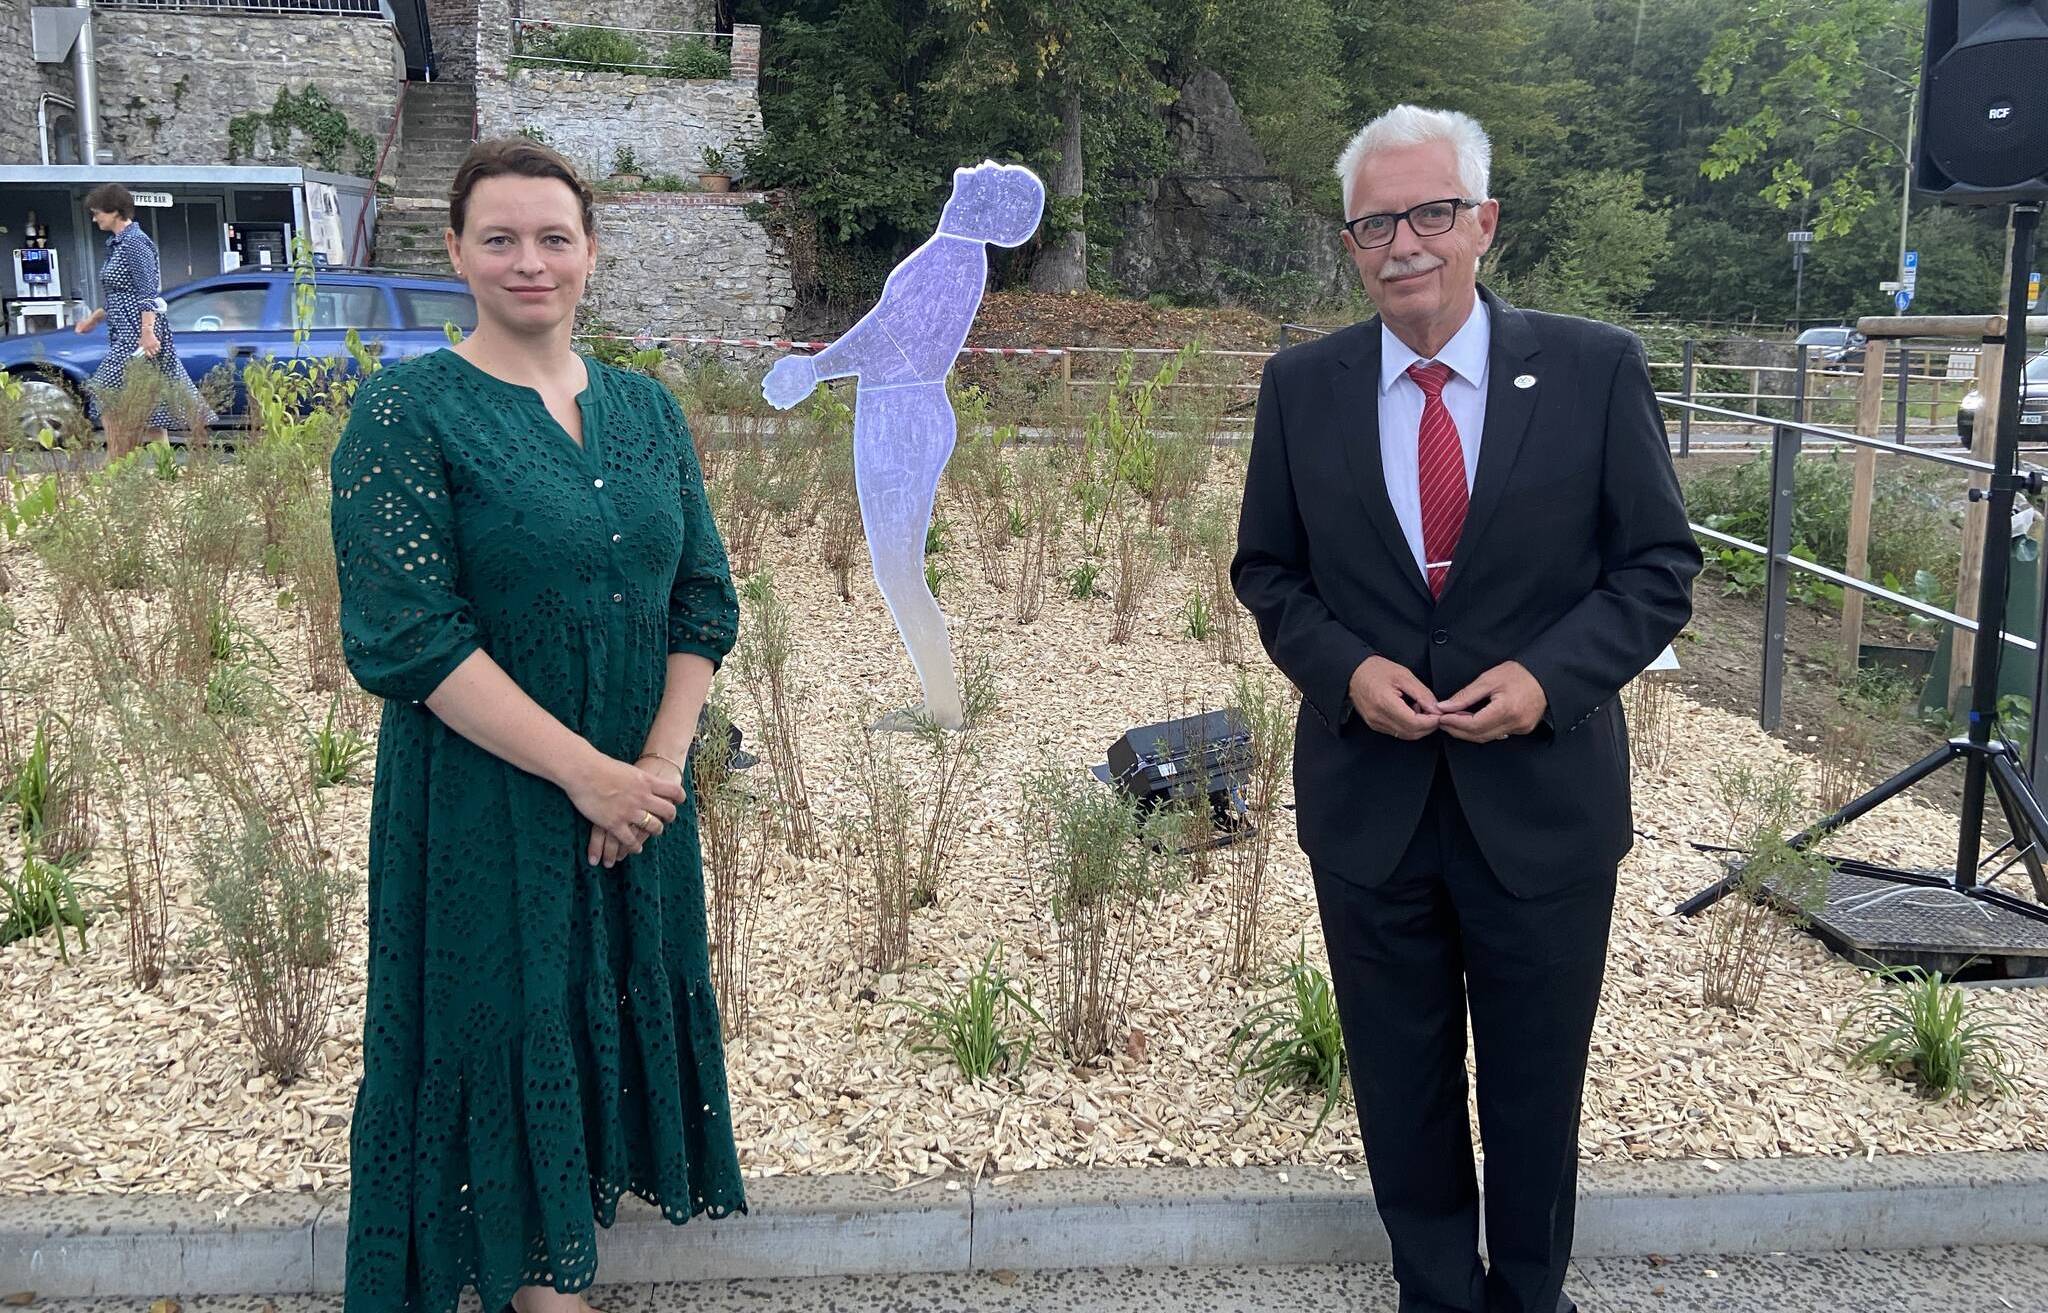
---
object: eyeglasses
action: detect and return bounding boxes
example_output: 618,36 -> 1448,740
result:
1342,198 -> 1479,249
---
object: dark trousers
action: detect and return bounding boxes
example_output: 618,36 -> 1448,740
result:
1312,760 -> 1617,1313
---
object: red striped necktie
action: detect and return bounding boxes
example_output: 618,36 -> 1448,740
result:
1406,360 -> 1468,599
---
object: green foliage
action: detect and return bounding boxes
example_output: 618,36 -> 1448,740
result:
308,700 -> 371,789
893,944 -> 1045,1082
0,848 -> 89,960
1696,0 -> 1919,240
205,662 -> 274,720
1228,941 -> 1348,1133
511,24 -> 734,79
1842,965 -> 2020,1101
1684,455 -> 1955,603
227,85 -> 376,177
514,24 -> 650,73
665,37 -> 734,80
1065,559 -> 1103,600
1496,170 -> 1671,319
1020,752 -> 1186,1057
1181,590 -> 1213,641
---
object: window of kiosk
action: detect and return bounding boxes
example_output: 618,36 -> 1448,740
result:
166,285 -> 269,333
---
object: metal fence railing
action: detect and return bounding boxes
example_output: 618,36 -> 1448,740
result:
509,18 -> 733,76
1657,341 -> 2047,766
97,0 -> 382,13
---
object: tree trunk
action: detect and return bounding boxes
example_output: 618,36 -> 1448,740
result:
1030,93 -> 1087,293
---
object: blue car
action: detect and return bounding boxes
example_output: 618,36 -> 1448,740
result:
0,267 -> 477,439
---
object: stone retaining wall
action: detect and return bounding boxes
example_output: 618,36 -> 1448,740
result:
93,13 -> 402,169
586,192 -> 790,339
478,68 -> 759,183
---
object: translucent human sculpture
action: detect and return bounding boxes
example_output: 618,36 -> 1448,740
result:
762,160 -> 1045,731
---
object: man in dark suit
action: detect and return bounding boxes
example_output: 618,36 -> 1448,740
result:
1231,105 -> 1700,1313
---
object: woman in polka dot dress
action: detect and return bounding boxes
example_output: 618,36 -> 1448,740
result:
74,183 -> 212,457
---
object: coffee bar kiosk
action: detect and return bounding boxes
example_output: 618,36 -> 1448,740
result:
0,165 -> 377,339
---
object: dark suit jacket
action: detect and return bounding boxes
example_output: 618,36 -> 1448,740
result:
1230,288 -> 1701,897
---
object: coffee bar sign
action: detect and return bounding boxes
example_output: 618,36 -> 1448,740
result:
130,191 -> 173,208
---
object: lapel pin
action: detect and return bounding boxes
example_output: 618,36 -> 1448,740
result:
1514,373 -> 1537,389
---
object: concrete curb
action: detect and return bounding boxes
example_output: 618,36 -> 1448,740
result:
4,1151 -> 2045,1297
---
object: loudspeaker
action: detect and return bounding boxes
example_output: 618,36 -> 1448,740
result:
1915,0 -> 2048,204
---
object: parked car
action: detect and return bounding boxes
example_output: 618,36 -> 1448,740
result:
1957,350 -> 2048,442
1794,324 -> 1868,368
0,267 -> 477,440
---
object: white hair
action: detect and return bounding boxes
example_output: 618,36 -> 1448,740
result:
1334,105 -> 1492,218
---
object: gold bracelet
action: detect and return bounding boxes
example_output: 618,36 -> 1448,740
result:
637,750 -> 687,780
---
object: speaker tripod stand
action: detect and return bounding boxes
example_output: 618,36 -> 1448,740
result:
1679,200 -> 2048,928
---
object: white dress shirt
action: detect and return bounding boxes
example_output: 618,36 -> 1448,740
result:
1378,299 -> 1491,576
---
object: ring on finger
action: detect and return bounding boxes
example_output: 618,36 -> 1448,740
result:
639,810 -> 656,828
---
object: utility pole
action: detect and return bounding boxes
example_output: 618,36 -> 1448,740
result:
1897,91 -> 1915,291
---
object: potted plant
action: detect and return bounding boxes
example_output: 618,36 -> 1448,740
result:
697,144 -> 733,193
610,145 -> 646,188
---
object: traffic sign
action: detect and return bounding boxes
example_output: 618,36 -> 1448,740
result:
1895,288 -> 1914,312
1902,249 -> 1919,291
2032,270 -> 2042,310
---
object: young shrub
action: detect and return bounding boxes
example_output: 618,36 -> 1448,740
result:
846,717 -> 917,973
1229,940 -> 1349,1133
108,734 -> 176,992
1841,965 -> 2020,1101
1109,510 -> 1163,644
693,687 -> 768,1035
197,806 -> 345,1080
1011,447 -> 1064,623
894,944 -> 1044,1083
815,431 -> 862,602
1186,496 -> 1243,664
1700,828 -> 1833,1013
906,652 -> 997,909
711,433 -> 773,576
280,488 -> 346,692
734,568 -> 816,857
1623,671 -> 1675,776
1226,673 -> 1297,978
1710,761 -> 1803,849
1815,709 -> 1873,815
1020,756 -> 1187,1059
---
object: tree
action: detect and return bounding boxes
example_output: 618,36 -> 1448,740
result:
1498,170 -> 1672,319
931,0 -> 1175,291
1696,0 -> 1921,240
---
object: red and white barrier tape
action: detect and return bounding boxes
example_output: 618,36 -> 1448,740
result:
585,332 -> 1069,357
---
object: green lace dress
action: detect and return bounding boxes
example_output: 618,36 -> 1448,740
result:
330,349 -> 745,1311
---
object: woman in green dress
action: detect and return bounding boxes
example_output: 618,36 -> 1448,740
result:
331,138 -> 744,1313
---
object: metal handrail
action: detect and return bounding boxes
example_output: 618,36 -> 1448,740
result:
98,0 -> 379,10
1690,524 -> 2037,655
347,79 -> 408,266
1657,397 -> 1994,471
514,17 -> 728,40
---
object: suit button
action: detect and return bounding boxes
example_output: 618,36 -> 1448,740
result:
1432,629 -> 1449,645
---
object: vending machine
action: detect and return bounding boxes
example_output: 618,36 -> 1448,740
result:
9,245 -> 69,335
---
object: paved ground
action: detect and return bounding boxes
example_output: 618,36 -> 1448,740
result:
18,1245 -> 2048,1312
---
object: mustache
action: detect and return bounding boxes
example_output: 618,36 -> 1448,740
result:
1378,253 -> 1445,279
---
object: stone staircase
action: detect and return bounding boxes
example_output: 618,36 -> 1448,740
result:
373,81 -> 475,274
